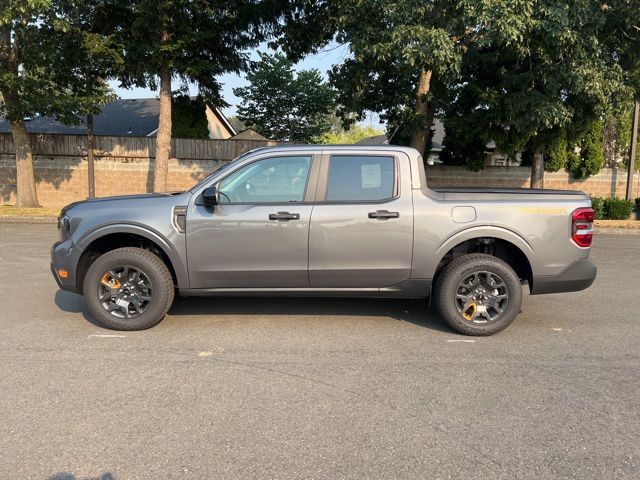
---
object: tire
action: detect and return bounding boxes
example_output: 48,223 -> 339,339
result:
83,247 -> 174,330
433,253 -> 523,336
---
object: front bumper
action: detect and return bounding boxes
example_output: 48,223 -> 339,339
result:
531,259 -> 597,295
50,238 -> 82,294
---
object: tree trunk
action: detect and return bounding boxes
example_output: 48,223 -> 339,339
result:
530,151 -> 544,189
409,69 -> 434,155
153,15 -> 172,193
9,118 -> 40,207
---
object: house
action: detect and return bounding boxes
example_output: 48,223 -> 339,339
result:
0,98 -> 241,140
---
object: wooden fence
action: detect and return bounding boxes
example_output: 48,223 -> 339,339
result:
0,132 -> 277,161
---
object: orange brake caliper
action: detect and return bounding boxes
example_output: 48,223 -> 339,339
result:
101,273 -> 122,289
462,303 -> 477,321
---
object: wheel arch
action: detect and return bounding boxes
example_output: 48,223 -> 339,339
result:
75,224 -> 188,292
433,227 -> 534,292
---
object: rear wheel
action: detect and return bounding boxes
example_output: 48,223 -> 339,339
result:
433,253 -> 523,336
83,247 -> 174,330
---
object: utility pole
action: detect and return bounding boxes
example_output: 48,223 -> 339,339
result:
626,101 -> 639,201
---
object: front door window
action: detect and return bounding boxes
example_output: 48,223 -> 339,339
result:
218,156 -> 312,204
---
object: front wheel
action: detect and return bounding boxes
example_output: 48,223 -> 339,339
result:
83,247 -> 175,330
433,254 -> 523,336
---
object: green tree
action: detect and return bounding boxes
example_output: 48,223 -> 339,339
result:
280,0 -> 534,154
171,95 -> 209,139
284,1 -> 637,188
227,115 -> 247,133
234,52 -> 335,142
602,104 -> 640,170
544,129 -> 569,173
0,0 -> 114,207
438,1 -> 626,186
116,1 -> 288,192
315,124 -> 383,144
569,120 -> 605,179
439,117 -> 488,172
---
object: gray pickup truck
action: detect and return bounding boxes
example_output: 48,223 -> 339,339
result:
51,145 -> 596,335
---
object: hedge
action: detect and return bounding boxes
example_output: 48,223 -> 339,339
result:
590,196 -> 634,220
590,196 -> 605,220
603,198 -> 634,220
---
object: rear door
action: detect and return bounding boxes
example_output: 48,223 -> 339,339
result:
308,151 -> 414,287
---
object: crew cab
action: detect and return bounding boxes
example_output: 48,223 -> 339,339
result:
51,145 -> 596,335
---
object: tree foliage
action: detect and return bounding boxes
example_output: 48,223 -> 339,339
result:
569,120 -> 605,179
282,0 -> 639,186
544,129 -> 568,173
315,124 -> 383,144
171,95 -> 209,138
280,0 -> 534,155
234,52 -> 335,142
0,1 -> 114,123
439,117 -> 487,172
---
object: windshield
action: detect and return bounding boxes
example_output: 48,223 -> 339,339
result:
189,149 -> 260,192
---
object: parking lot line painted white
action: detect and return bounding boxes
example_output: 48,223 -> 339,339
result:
446,339 -> 477,343
88,334 -> 127,338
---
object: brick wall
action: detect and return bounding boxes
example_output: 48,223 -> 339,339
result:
0,154 -> 226,208
426,165 -> 640,199
1,149 -> 639,209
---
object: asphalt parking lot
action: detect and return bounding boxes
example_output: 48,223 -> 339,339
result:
0,223 -> 638,479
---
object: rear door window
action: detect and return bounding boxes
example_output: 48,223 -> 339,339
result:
325,155 -> 395,202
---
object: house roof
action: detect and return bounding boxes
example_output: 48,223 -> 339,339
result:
231,128 -> 268,141
0,98 -> 161,137
0,98 -> 237,138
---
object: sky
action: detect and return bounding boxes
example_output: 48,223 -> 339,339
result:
109,42 -> 380,127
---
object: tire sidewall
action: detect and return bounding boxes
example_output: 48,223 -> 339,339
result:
83,249 -> 172,330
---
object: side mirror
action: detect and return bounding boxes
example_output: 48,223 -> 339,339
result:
202,186 -> 218,207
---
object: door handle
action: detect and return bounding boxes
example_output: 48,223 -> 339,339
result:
368,210 -> 400,219
269,212 -> 300,221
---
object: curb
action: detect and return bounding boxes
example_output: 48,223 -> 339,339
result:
0,216 -> 57,224
594,227 -> 640,236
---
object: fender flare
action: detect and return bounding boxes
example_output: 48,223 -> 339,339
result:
77,223 -> 189,288
433,225 -> 535,277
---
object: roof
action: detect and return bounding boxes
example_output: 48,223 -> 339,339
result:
231,128 -> 268,141
354,134 -> 388,146
0,98 -> 162,136
0,98 -> 237,138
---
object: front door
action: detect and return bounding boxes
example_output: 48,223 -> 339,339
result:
309,153 -> 414,287
187,154 -> 316,289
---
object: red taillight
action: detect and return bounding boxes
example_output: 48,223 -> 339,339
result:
571,208 -> 594,247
